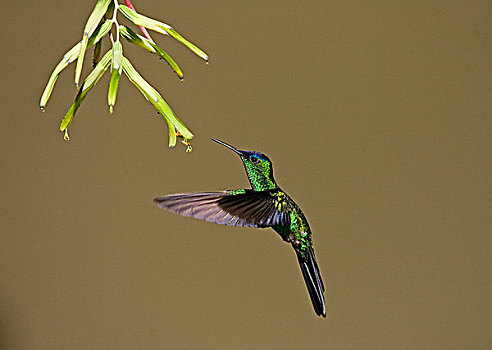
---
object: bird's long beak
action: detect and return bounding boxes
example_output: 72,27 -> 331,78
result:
211,138 -> 244,156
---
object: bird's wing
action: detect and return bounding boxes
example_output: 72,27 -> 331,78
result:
154,189 -> 291,228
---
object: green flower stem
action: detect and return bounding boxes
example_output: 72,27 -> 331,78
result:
118,5 -> 208,61
121,56 -> 193,147
108,40 -> 123,113
120,26 -> 183,79
40,20 -> 113,109
60,50 -> 113,138
75,0 -> 112,87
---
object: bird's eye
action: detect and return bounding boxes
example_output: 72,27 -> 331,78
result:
249,155 -> 260,163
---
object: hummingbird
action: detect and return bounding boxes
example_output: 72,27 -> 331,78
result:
154,139 -> 326,317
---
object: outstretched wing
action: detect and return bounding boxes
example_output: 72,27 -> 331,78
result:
154,189 -> 291,228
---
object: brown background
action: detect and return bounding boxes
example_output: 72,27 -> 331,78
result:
1,0 -> 491,349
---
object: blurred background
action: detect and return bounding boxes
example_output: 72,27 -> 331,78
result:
1,0 -> 490,349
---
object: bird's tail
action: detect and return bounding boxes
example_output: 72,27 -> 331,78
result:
296,246 -> 326,317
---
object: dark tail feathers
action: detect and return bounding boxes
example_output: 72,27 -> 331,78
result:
296,246 -> 326,317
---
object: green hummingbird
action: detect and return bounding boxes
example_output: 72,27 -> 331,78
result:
154,139 -> 326,317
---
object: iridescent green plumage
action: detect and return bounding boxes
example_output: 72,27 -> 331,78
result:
154,139 -> 326,317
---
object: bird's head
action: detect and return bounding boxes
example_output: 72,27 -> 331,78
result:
211,138 -> 276,191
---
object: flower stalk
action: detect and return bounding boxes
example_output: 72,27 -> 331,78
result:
40,0 -> 208,150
